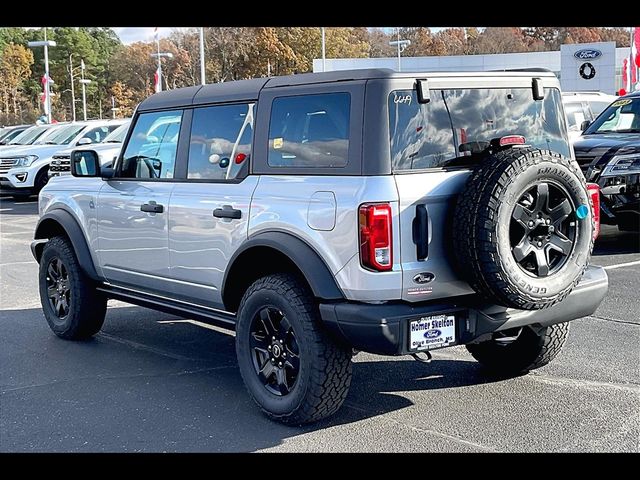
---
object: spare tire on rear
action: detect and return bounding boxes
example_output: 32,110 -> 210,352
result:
453,147 -> 594,310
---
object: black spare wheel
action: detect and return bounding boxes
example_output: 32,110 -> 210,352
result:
453,147 -> 594,310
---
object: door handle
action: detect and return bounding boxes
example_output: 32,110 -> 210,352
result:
140,201 -> 164,213
412,204 -> 429,261
213,205 -> 242,220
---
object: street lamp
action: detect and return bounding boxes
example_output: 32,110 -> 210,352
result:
389,30 -> 411,72
78,59 -> 91,121
150,52 -> 174,93
27,37 -> 57,123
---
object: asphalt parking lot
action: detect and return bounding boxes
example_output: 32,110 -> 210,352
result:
1,196 -> 638,453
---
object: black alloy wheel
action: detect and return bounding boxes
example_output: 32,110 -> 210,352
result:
45,256 -> 71,320
249,306 -> 300,396
510,181 -> 577,277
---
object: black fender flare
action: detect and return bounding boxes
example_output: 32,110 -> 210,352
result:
34,209 -> 100,281
222,231 -> 345,303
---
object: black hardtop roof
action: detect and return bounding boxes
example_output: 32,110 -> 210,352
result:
137,68 -> 559,111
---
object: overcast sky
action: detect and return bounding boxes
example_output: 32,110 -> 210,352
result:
111,27 -> 178,44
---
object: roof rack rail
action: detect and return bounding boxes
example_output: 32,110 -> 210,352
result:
488,67 -> 554,73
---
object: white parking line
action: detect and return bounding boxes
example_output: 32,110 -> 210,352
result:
157,319 -> 234,336
604,260 -> 640,270
0,260 -> 36,266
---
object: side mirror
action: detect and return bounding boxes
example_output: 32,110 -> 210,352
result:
77,137 -> 93,146
71,150 -> 101,177
580,120 -> 591,132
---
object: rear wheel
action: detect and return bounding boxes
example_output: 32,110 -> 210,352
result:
467,322 -> 569,375
235,273 -> 352,425
39,236 -> 107,339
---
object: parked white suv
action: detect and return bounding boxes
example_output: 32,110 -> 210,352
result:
562,91 -> 618,143
49,120 -> 131,178
0,120 -> 125,199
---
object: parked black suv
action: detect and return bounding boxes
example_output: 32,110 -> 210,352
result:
574,91 -> 640,232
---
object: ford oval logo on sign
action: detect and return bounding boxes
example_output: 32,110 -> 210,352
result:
424,329 -> 442,339
574,49 -> 602,60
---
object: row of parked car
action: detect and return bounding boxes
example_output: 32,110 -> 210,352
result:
1,88 -> 638,232
0,119 -> 129,199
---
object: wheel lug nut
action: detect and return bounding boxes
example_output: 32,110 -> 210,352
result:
537,242 -> 543,247
267,346 -> 271,351
282,353 -> 287,358
278,362 -> 283,367
546,219 -> 550,225
272,336 -> 275,341
528,221 -> 534,227
279,339 -> 283,344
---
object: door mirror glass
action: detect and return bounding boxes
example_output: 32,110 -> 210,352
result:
71,150 -> 101,177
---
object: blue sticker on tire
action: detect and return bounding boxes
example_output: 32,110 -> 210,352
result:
576,205 -> 589,220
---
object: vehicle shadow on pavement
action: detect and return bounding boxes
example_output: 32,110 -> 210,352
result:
0,196 -> 38,215
592,228 -> 640,256
1,305 -> 512,452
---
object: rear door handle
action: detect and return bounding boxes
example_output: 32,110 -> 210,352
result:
412,204 -> 429,261
140,201 -> 164,213
213,205 -> 242,220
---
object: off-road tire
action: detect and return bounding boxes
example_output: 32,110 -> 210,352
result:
453,148 -> 594,310
467,322 -> 570,374
39,235 -> 107,339
235,273 -> 352,425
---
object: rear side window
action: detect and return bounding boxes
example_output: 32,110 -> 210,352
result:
188,103 -> 253,180
268,93 -> 350,168
119,110 -> 182,179
389,88 -> 571,171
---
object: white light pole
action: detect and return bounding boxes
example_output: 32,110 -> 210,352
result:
321,27 -> 326,72
389,29 -> 411,72
150,52 -> 174,92
79,59 -> 91,121
68,54 -> 77,122
199,27 -> 206,85
28,33 -> 57,123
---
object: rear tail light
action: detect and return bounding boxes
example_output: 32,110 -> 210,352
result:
586,183 -> 600,240
359,203 -> 393,271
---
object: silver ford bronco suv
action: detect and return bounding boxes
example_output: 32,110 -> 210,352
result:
32,69 -> 609,424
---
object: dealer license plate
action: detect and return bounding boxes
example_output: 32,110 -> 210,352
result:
409,314 -> 456,351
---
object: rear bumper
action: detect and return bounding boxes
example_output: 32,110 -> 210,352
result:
320,265 -> 609,355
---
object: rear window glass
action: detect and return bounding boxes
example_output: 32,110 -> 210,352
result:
389,88 -> 570,171
268,93 -> 350,168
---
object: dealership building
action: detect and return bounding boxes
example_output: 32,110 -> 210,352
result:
314,42 -> 632,95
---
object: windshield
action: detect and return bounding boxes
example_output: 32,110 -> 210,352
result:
0,127 -> 27,144
8,125 -> 49,145
585,97 -> 640,134
36,124 -> 85,145
389,87 -> 570,171
103,122 -> 130,143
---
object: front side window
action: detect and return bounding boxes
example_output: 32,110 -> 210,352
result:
268,93 -> 350,168
118,110 -> 182,179
389,87 -> 571,171
80,126 -> 114,144
563,102 -> 587,132
188,103 -> 253,180
585,97 -> 640,134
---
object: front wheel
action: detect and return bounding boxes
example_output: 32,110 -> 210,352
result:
235,273 -> 352,425
39,236 -> 107,340
466,322 -> 570,375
